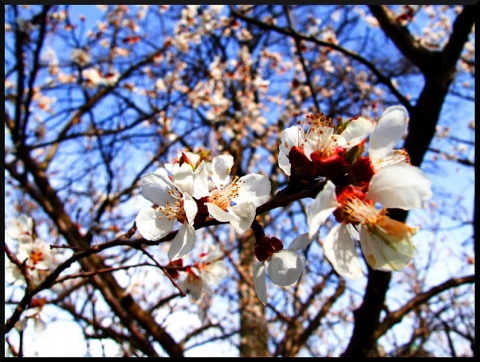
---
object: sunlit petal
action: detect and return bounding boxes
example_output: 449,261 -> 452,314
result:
288,233 -> 312,251
323,224 -> 363,280
341,117 -> 374,148
268,250 -> 305,286
172,162 -> 194,195
367,164 -> 432,210
136,207 -> 174,241
278,149 -> 292,176
212,154 -> 234,188
206,202 -> 236,223
235,174 -> 271,207
168,224 -> 196,261
369,106 -> 408,161
307,180 -> 339,238
183,193 -> 198,225
253,262 -> 267,305
193,161 -> 211,199
228,202 -> 256,234
360,219 -> 417,271
139,171 -> 176,205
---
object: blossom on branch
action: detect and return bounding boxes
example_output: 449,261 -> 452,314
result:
307,174 -> 431,279
5,213 -> 34,244
136,163 -> 208,261
253,233 -> 309,305
15,298 -> 47,333
5,214 -> 66,286
205,154 -> 271,234
278,113 -> 374,183
176,244 -> 228,300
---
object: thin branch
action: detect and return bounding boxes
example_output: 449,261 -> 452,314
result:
375,274 -> 475,339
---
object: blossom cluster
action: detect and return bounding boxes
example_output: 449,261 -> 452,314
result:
278,106 -> 432,280
5,214 -> 66,332
5,214 -> 64,287
135,151 -> 271,259
165,244 -> 228,300
134,106 -> 432,303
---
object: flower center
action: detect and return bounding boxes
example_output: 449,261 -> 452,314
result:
156,190 -> 187,223
209,179 -> 241,210
30,250 -> 45,266
340,197 -> 384,225
302,113 -> 344,158
334,186 -> 383,225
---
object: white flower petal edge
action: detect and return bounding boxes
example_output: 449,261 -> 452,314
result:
268,250 -> 306,286
307,180 -> 339,239
136,207 -> 174,241
6,214 -> 34,243
168,224 -> 196,261
279,125 -> 303,176
139,170 -> 176,206
253,262 -> 268,305
366,164 -> 432,210
369,105 -> 409,161
206,202 -> 236,223
212,154 -> 234,188
360,221 -> 416,272
234,174 -> 271,207
183,193 -> 198,225
323,224 -> 363,280
171,162 -> 195,195
228,203 -> 257,233
288,233 -> 312,251
278,150 -> 292,176
341,117 -> 374,149
206,202 -> 256,234
192,161 -> 211,199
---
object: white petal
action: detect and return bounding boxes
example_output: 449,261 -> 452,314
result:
360,222 -> 416,271
253,262 -> 267,305
34,318 -> 46,333
206,202 -> 236,223
288,233 -> 313,251
280,125 -> 303,150
235,174 -> 271,207
23,307 -> 40,318
184,151 -> 201,166
168,224 -> 196,261
347,223 -> 360,241
6,214 -> 34,243
278,148 -> 292,176
268,250 -> 305,286
323,224 -> 363,280
307,180 -> 339,239
139,172 -> 176,205
341,117 -> 374,148
172,162 -> 194,195
202,260 -> 228,287
179,271 -> 204,299
208,202 -> 254,234
278,125 -> 304,175
192,161 -> 211,199
212,154 -> 234,188
135,207 -> 174,241
183,193 -> 198,225
227,203 -> 256,234
369,105 -> 409,161
367,164 -> 432,210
